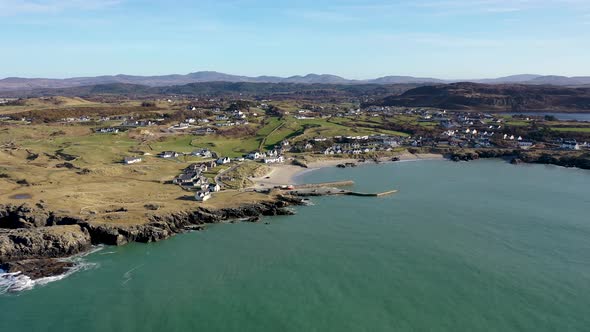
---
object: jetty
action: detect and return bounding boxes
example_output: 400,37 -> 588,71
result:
292,180 -> 354,189
286,186 -> 398,198
348,190 -> 398,197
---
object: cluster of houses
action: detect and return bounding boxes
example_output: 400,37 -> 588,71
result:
171,162 -> 221,201
157,148 -> 235,166
61,116 -> 91,123
194,127 -> 216,135
97,127 -> 120,134
122,119 -> 156,127
163,109 -> 252,133
561,140 -> 582,150
297,135 -> 401,155
0,98 -> 17,105
357,107 -> 590,151
245,149 -> 285,164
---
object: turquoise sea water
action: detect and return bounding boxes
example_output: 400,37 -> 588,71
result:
1,160 -> 589,331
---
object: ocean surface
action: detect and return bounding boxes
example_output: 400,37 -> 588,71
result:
1,160 -> 590,332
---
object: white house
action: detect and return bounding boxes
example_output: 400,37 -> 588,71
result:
124,156 -> 142,165
99,128 -> 119,134
192,149 -> 212,158
217,157 -> 231,165
561,140 -> 580,150
161,151 -> 179,158
194,128 -> 215,135
169,123 -> 190,130
195,191 -> 211,202
246,152 -> 262,160
263,156 -> 285,164
209,183 -> 221,192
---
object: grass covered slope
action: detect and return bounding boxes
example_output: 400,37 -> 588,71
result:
371,83 -> 590,112
0,125 -> 274,225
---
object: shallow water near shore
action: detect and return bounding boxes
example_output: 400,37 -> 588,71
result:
1,160 -> 590,331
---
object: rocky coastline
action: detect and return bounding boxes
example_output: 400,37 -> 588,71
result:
419,148 -> 590,170
0,195 -> 303,280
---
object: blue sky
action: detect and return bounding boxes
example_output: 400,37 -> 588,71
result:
1,0 -> 589,79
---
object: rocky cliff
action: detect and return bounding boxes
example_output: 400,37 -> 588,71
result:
0,196 -> 302,279
0,225 -> 91,263
439,148 -> 590,169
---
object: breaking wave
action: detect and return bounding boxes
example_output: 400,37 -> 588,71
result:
0,246 -> 103,294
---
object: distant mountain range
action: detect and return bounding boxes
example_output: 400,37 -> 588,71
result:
2,71 -> 590,91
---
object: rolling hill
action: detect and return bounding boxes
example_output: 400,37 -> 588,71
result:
2,72 -> 590,92
370,83 -> 590,112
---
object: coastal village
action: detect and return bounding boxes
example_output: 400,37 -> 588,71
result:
1,92 -> 589,299
1,96 -> 589,207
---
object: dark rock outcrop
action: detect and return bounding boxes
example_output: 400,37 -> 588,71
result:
0,225 -> 91,262
0,204 -> 52,229
0,203 -> 85,229
450,151 -> 480,162
1,259 -> 74,279
82,198 -> 298,246
518,152 -> 590,169
442,148 -> 590,170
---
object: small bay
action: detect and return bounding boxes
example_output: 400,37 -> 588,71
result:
1,160 -> 589,332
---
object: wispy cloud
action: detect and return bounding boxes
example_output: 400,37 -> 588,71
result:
413,0 -> 590,15
284,0 -> 590,24
0,0 -> 121,15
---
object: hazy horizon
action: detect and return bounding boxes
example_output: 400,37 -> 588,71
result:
1,71 -> 588,81
1,0 -> 589,78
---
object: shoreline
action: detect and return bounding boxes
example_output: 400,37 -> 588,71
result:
0,195 -> 305,290
250,153 -> 445,188
3,151 -> 586,291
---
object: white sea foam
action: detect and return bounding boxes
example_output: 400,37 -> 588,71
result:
122,264 -> 144,286
0,246 -> 104,294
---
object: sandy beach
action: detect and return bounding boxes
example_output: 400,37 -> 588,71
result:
250,153 -> 444,188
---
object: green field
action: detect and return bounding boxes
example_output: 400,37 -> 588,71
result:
0,112 -> 413,165
505,121 -> 531,127
551,127 -> 590,133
